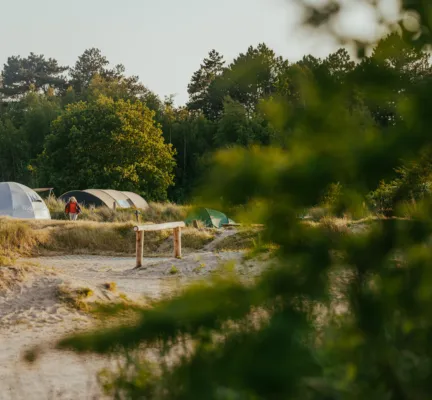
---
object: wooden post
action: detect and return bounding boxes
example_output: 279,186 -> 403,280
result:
113,201 -> 117,211
133,222 -> 185,264
136,231 -> 144,267
173,227 -> 182,258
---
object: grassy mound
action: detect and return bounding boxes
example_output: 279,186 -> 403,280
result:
0,218 -> 216,258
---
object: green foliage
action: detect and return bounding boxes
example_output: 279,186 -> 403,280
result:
69,48 -> 111,94
368,158 -> 432,216
0,53 -> 68,97
0,49 -> 169,196
187,49 -> 225,119
0,117 -> 29,182
214,97 -> 274,147
0,92 -> 61,185
70,48 -> 151,102
209,43 -> 288,117
57,284 -> 94,311
38,96 -> 175,200
169,266 -> 179,275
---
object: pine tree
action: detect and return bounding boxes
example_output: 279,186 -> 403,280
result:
187,50 -> 225,118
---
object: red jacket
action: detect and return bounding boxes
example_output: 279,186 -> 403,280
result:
65,202 -> 81,214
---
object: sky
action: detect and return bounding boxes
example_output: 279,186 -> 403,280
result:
0,0 -> 398,105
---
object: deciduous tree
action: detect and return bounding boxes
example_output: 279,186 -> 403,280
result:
39,96 -> 175,200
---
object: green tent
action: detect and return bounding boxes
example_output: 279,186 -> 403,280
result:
185,208 -> 235,228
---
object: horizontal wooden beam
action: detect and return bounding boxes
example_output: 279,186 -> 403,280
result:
134,221 -> 186,232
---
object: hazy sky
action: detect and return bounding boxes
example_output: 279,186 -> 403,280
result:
0,0 -> 378,105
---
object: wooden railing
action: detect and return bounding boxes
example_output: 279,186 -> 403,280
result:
134,222 -> 185,267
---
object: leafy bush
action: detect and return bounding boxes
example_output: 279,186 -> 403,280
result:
368,160 -> 432,216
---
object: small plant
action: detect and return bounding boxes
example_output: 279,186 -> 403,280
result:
75,287 -> 94,297
193,263 -> 206,273
103,282 -> 117,292
0,255 -> 16,266
169,265 -> 179,275
57,285 -> 94,311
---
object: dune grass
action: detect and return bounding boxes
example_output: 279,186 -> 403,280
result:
0,217 -> 216,258
56,284 -> 95,311
214,227 -> 270,252
46,197 -> 191,224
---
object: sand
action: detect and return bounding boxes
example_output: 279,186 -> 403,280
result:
0,250 -> 253,399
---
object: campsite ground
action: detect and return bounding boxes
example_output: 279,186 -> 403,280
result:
0,221 -> 268,400
0,214 -> 367,399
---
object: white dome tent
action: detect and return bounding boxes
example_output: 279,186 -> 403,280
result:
0,182 -> 51,220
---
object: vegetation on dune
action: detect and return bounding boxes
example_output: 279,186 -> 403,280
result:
46,197 -> 190,223
57,284 -> 94,312
0,217 -> 215,258
213,227 -> 268,252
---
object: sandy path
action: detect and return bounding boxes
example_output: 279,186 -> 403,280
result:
0,251 -> 246,400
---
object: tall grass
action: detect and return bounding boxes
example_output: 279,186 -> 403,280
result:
0,218 -> 215,258
0,218 -> 48,257
46,197 -> 191,224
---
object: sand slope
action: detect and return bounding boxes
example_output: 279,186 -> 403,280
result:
0,251 -> 251,399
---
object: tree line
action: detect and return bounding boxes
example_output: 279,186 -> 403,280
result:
1,36 -> 431,205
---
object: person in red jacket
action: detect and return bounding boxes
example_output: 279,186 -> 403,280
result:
65,197 -> 82,221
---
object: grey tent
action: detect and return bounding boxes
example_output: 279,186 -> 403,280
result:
100,190 -> 132,208
59,190 -> 115,209
59,189 -> 149,210
0,182 -> 51,219
122,191 -> 149,210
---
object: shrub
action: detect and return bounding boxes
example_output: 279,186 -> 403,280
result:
103,282 -> 117,292
169,266 -> 179,275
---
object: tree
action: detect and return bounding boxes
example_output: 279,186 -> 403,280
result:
0,91 -> 61,186
215,97 -> 274,147
350,33 -> 432,128
70,48 -> 110,93
85,73 -> 156,104
39,96 -> 176,200
323,48 -> 355,83
0,118 -> 29,182
20,92 -> 62,159
70,48 -> 149,101
161,105 -> 216,201
187,50 -> 225,119
0,53 -> 68,97
208,44 -> 288,117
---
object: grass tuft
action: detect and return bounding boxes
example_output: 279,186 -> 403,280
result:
57,284 -> 94,311
103,282 -> 117,292
169,265 -> 179,275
